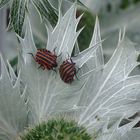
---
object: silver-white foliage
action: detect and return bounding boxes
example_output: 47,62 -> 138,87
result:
74,15 -> 140,138
96,117 -> 140,140
1,3 -> 140,140
19,3 -> 140,138
78,33 -> 140,127
0,56 -> 28,140
18,4 -> 102,124
46,3 -> 82,58
76,22 -> 140,140
19,19 -> 55,123
120,128 -> 140,140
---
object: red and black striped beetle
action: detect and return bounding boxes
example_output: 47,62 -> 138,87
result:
59,58 -> 77,84
29,48 -> 57,70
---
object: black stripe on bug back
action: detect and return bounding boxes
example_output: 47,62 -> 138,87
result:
62,63 -> 75,81
65,73 -> 75,83
64,69 -> 75,83
60,61 -> 71,75
35,49 -> 57,70
59,60 -> 76,83
36,53 -> 54,67
41,50 -> 57,59
36,55 -> 52,70
37,51 -> 56,65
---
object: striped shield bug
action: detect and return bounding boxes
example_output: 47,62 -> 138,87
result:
59,58 -> 77,84
29,48 -> 57,70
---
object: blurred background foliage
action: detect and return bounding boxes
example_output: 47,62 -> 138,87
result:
0,0 -> 140,67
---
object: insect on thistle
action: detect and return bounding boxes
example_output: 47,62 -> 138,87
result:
59,57 -> 78,84
29,48 -> 57,70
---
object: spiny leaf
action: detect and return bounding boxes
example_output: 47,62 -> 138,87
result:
9,0 -> 27,37
96,117 -> 140,140
119,128 -> 140,140
0,0 -> 10,8
0,55 -> 28,140
78,36 -> 139,131
72,40 -> 104,68
31,0 -> 58,27
46,3 -> 82,58
15,3 -> 140,140
18,5 -> 88,123
75,17 -> 104,77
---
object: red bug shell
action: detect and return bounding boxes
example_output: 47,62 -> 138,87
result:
35,49 -> 57,70
59,59 -> 76,83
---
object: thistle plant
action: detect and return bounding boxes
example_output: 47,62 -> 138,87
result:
0,0 -> 83,36
1,3 -> 140,140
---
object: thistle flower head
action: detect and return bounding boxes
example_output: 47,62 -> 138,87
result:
21,118 -> 92,140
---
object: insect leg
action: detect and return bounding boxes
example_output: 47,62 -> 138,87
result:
38,65 -> 45,70
28,53 -> 36,60
53,47 -> 57,53
70,58 -> 75,64
75,74 -> 79,80
75,67 -> 80,80
58,52 -> 62,57
42,65 -> 45,70
52,68 -> 57,73
76,67 -> 80,73
38,65 -> 42,69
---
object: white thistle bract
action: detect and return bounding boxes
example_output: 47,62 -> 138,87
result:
0,3 -> 140,140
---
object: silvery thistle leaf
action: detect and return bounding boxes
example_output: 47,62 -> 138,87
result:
18,3 -> 102,125
0,0 -> 10,8
75,17 -> 140,138
1,2 -> 140,140
8,0 -> 27,37
0,56 -> 28,140
96,117 -> 140,140
17,3 -> 140,138
31,0 -> 58,27
120,127 -> 140,140
77,23 -> 140,132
